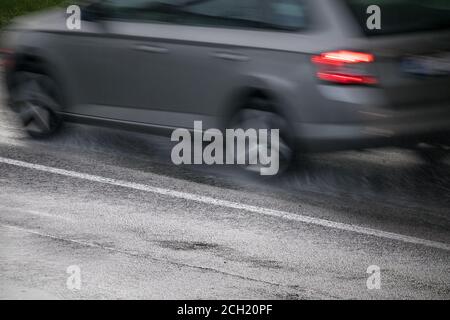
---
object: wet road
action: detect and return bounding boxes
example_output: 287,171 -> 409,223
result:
0,76 -> 449,300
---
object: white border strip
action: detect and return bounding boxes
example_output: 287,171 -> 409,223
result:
1,156 -> 449,251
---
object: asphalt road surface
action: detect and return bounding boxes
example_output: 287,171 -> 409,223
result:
0,74 -> 449,300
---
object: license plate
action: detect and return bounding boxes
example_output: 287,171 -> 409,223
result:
402,53 -> 450,76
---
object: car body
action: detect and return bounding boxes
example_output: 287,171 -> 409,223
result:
1,0 -> 450,154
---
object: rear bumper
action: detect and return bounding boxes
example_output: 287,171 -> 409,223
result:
295,105 -> 450,152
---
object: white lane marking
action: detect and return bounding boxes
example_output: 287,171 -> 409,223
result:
0,156 -> 449,251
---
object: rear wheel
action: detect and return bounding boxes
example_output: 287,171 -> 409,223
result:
10,72 -> 62,138
228,97 -> 297,176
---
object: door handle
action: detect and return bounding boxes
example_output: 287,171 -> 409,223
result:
212,52 -> 249,62
134,44 -> 169,54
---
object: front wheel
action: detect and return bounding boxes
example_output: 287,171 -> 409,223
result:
10,72 -> 63,138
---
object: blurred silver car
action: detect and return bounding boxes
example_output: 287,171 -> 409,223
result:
1,0 -> 450,164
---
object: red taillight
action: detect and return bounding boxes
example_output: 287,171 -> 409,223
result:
316,72 -> 378,85
312,51 -> 374,65
312,51 -> 377,85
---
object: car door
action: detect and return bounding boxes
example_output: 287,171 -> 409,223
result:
75,0 -> 270,130
64,0 -> 186,127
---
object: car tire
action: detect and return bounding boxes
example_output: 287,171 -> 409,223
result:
227,97 -> 297,176
10,71 -> 63,138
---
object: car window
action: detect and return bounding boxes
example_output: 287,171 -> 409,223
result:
101,0 -> 184,22
99,0 -> 307,31
180,0 -> 306,30
267,0 -> 306,29
182,0 -> 263,25
103,0 -> 183,9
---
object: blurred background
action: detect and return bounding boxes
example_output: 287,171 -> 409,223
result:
0,0 -> 68,29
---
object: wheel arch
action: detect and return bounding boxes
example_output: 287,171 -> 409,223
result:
6,46 -> 70,110
220,75 -> 299,132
